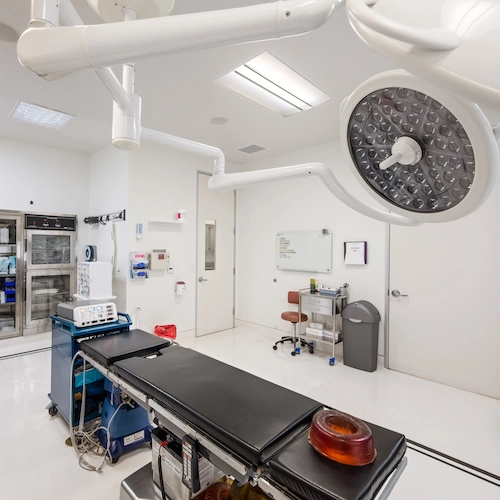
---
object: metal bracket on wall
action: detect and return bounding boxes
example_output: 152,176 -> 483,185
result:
84,209 -> 126,225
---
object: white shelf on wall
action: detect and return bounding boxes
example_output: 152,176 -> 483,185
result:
148,220 -> 187,224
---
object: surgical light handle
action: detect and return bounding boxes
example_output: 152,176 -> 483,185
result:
347,0 -> 460,50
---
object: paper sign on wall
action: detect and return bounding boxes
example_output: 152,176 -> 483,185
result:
344,241 -> 367,265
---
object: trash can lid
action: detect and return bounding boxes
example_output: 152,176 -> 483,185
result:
341,300 -> 380,323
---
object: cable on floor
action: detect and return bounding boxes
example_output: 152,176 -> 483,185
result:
68,351 -> 131,472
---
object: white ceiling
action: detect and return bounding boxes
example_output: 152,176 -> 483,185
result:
0,0 -> 397,164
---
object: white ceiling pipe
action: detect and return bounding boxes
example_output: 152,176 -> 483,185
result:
59,0 -> 130,109
30,0 -> 59,27
18,0 -> 340,81
143,127 -> 417,225
58,0 -> 82,26
209,163 -> 421,226
94,68 -> 131,109
141,127 -> 225,174
347,0 -> 460,50
346,0 -> 500,110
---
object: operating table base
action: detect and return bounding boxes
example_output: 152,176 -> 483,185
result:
120,463 -> 157,500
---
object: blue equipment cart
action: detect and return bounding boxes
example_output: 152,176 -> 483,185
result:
48,313 -> 132,425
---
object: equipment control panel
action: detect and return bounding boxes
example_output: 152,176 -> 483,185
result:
56,301 -> 118,327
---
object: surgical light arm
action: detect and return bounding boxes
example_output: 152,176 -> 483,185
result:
139,127 -> 419,226
208,163 -> 421,226
18,0 -> 339,81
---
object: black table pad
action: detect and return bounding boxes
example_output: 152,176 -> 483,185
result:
269,421 -> 406,500
80,329 -> 171,366
113,345 -> 323,465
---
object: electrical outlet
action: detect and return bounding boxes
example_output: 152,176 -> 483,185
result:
136,307 -> 142,328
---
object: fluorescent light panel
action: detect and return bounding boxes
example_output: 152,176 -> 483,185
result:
9,101 -> 74,130
216,51 -> 331,117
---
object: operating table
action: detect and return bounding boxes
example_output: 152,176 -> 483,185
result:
78,329 -> 407,500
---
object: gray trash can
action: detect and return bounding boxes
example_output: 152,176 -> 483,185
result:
341,301 -> 380,372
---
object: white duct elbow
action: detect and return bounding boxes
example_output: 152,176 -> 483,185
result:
18,26 -> 92,80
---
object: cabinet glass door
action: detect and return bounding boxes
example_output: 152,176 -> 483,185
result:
0,213 -> 22,339
26,231 -> 74,269
26,272 -> 74,329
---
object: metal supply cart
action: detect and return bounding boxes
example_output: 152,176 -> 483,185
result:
298,289 -> 347,366
47,312 -> 132,424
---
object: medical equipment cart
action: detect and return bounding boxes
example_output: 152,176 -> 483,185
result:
47,312 -> 132,424
298,290 -> 347,366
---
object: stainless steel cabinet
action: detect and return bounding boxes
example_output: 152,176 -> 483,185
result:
25,270 -> 75,335
26,230 -> 75,270
0,212 -> 22,339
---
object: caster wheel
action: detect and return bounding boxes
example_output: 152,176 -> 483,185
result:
48,404 -> 58,417
329,359 -> 335,366
291,351 -> 296,356
111,456 -> 120,464
309,349 -> 314,354
273,345 -> 277,350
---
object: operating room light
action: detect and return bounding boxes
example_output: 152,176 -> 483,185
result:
216,51 -> 331,117
341,71 -> 499,223
347,87 -> 475,214
9,101 -> 74,130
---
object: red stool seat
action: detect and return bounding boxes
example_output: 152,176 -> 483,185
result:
281,311 -> 308,323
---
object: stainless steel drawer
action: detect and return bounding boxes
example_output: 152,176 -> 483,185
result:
301,295 -> 333,316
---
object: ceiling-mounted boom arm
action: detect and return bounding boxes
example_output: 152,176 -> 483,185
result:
209,163 -> 421,226
18,0 -> 339,81
139,127 -> 419,226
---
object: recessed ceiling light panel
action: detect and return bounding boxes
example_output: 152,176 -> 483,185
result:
9,101 -> 74,130
215,51 -> 331,118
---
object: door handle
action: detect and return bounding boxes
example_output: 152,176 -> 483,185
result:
391,290 -> 408,297
198,277 -> 208,283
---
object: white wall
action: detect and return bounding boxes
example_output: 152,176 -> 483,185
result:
126,141 -> 213,334
236,140 -> 389,355
0,136 -> 90,260
88,145 -> 129,314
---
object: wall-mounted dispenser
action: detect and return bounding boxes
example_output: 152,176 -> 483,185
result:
150,249 -> 170,270
130,252 -> 149,279
176,281 -> 185,295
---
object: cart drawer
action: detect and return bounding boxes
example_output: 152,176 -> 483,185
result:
301,296 -> 333,316
307,304 -> 333,316
301,295 -> 331,308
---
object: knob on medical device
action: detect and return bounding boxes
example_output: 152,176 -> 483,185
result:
379,136 -> 422,170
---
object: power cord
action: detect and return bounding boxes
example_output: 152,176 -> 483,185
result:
69,352 -> 132,472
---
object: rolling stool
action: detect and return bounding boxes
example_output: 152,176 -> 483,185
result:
273,291 -> 314,356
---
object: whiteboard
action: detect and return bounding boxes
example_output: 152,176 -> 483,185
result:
276,230 -> 332,273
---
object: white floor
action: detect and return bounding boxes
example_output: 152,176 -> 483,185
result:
0,321 -> 499,500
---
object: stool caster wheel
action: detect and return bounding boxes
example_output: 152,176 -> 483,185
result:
329,358 -> 335,366
273,345 -> 277,350
291,351 -> 296,356
309,349 -> 314,354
